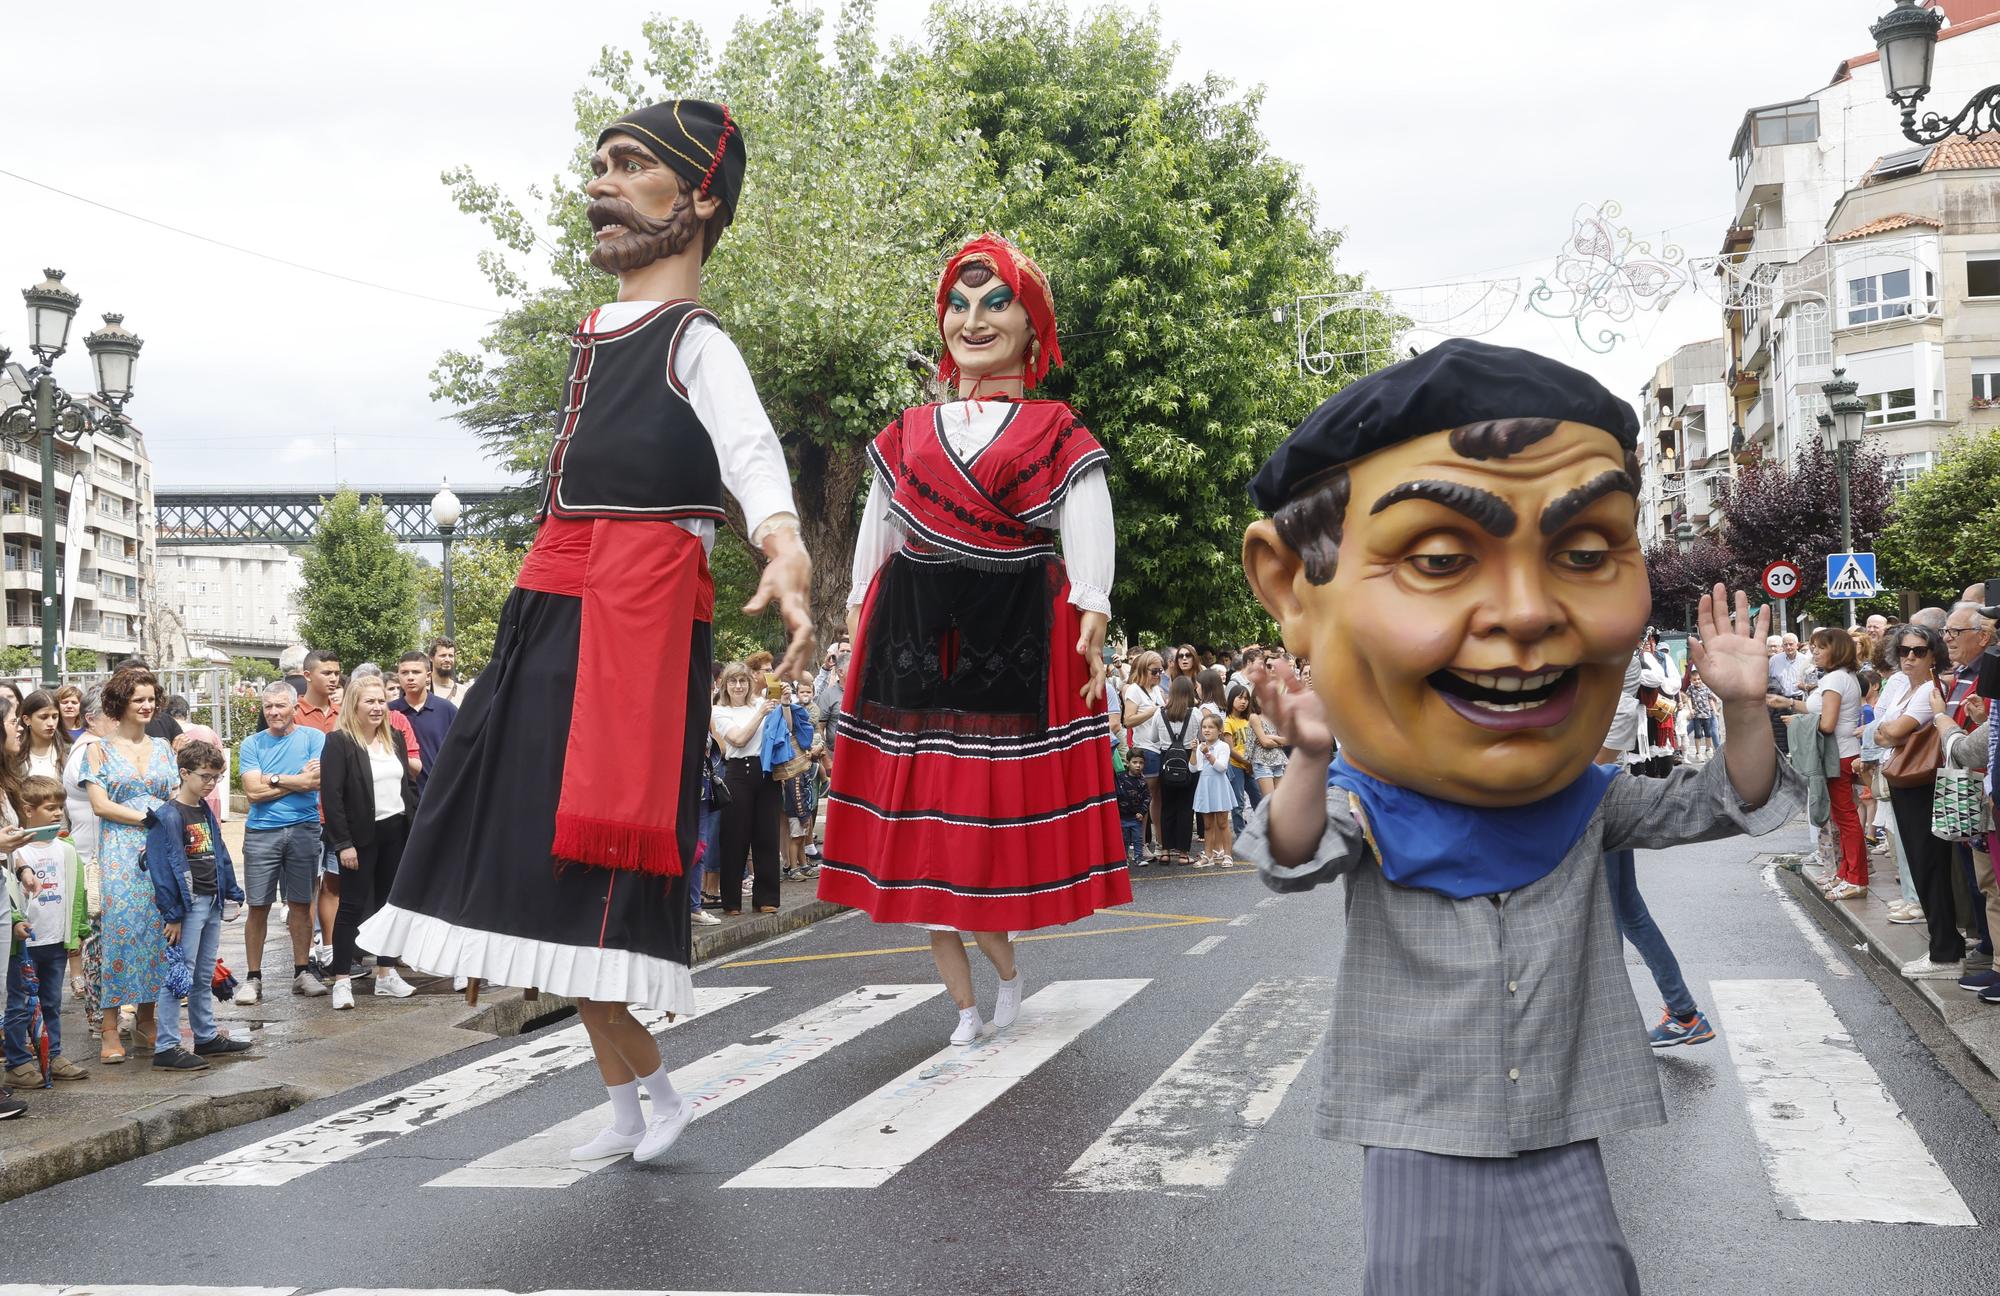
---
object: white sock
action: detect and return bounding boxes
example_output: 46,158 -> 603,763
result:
638,1064 -> 680,1114
606,1080 -> 644,1135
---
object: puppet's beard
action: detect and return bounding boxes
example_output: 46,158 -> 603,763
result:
588,196 -> 701,274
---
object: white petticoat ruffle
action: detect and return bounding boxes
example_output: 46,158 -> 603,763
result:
358,904 -> 695,1015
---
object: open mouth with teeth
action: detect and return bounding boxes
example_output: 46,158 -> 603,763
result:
957,331 -> 999,349
1426,666 -> 1580,732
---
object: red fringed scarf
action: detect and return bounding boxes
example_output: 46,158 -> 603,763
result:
537,517 -> 714,877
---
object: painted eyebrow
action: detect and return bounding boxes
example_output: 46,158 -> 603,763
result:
1367,480 -> 1517,538
590,141 -> 654,174
1539,470 -> 1637,536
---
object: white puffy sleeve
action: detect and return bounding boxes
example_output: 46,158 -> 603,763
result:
674,316 -> 799,542
1054,466 -> 1114,615
847,471 -> 902,608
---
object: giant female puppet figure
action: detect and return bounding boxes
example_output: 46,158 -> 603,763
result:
820,234 -> 1129,1046
361,99 -> 814,1169
1238,340 -> 1802,1294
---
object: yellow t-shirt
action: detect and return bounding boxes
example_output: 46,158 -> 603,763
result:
1224,716 -> 1252,770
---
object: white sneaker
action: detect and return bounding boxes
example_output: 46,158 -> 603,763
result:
569,1125 -> 644,1161
691,909 -> 721,926
233,978 -> 261,1006
293,970 -> 328,997
1888,903 -> 1926,925
1901,955 -> 1963,979
374,968 -> 416,998
992,974 -> 1023,1032
330,978 -> 356,1010
452,975 -> 469,991
949,1006 -> 984,1046
632,1098 -> 695,1163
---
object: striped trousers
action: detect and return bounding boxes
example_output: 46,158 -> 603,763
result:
1363,1140 -> 1640,1295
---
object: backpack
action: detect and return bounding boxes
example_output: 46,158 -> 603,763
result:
1159,714 -> 1194,790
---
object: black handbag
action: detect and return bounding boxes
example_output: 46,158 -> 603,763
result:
704,744 -> 732,809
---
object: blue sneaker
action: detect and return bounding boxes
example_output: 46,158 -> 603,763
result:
1958,970 -> 2000,993
1648,1008 -> 1716,1048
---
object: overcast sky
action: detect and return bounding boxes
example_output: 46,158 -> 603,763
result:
0,0 -> 1904,492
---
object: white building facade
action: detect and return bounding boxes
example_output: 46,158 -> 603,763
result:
155,542 -> 303,663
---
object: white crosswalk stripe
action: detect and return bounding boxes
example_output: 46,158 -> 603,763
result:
725,979 -> 1150,1189
0,1289 -> 861,1295
147,987 -> 767,1187
1711,978 -> 1975,1226
429,984 -> 946,1187
1055,976 -> 1330,1193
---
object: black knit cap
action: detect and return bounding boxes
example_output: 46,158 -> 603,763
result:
1251,339 -> 1639,510
597,99 -> 746,224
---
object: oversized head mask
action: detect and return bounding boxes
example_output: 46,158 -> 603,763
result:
590,99 -> 745,275
1245,340 -> 1649,807
936,234 -> 1064,391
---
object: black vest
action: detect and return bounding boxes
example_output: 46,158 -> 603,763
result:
540,301 -> 727,523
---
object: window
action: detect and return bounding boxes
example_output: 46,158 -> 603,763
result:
1894,452 -> 1933,491
1846,268 -> 1936,325
1754,102 -> 1819,148
1863,388 -> 1918,426
1974,358 -> 2000,407
1791,306 -> 1833,367
1970,257 -> 2000,299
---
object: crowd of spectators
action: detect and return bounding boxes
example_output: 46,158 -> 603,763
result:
0,639 -> 466,1119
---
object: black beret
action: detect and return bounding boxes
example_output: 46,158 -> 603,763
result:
1251,339 -> 1639,510
598,99 -> 746,224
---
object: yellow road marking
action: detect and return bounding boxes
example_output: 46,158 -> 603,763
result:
720,911 -> 1223,969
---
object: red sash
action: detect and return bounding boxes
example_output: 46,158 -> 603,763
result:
525,517 -> 714,877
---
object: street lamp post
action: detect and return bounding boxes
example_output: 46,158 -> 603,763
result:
1819,368 -> 1867,629
0,272 -> 141,688
430,479 -> 462,641
1869,0 -> 2000,143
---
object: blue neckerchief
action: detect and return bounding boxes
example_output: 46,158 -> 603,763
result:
1327,755 -> 1619,900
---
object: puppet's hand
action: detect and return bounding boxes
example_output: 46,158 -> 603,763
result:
1685,583 -> 1771,706
747,526 -> 817,684
1251,657 -> 1332,760
1076,611 -> 1109,707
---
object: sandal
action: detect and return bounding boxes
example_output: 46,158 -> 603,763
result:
100,1044 -> 126,1065
1826,881 -> 1868,900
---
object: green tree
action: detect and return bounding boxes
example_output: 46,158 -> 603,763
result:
1878,429 -> 2000,605
418,536 -> 528,675
433,1 -> 1375,648
296,490 -> 421,668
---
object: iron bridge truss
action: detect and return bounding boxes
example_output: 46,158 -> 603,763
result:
155,485 -> 516,545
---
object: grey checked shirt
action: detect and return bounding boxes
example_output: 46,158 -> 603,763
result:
1242,755 -> 1803,1158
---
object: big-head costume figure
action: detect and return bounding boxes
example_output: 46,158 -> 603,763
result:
361,99 -> 813,1169
1238,340 -> 1801,1294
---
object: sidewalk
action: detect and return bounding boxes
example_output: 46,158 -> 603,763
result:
1776,839 -> 2000,1081
0,812 -> 842,1201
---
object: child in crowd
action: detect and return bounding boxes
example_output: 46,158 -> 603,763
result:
1856,669 -> 1884,848
1191,713 -> 1236,868
1115,756 -> 1149,868
145,741 -> 252,1072
5,775 -> 89,1088
1224,685 -> 1256,833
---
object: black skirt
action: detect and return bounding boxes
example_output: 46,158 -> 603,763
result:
358,583 -> 705,1012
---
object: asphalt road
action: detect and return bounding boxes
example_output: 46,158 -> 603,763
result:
6,831 -> 2000,1295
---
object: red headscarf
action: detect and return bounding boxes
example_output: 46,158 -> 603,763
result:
935,233 -> 1064,390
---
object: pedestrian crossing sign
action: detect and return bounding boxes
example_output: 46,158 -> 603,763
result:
1826,551 -> 1877,599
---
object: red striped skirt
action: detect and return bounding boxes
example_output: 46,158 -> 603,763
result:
818,552 -> 1129,931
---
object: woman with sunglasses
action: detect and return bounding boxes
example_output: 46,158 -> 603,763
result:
1876,623 -> 1960,976
1122,651 -> 1168,862
1167,643 -> 1201,683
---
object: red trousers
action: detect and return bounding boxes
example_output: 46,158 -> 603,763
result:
1828,755 -> 1868,887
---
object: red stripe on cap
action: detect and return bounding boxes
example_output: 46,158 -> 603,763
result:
698,105 -> 734,198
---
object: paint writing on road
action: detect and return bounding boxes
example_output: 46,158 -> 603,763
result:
1057,977 -> 1331,1194
147,987 -> 767,1188
429,984 -> 945,1188
1760,863 -> 1854,978
1711,978 -> 1973,1226
724,979 -> 1149,1189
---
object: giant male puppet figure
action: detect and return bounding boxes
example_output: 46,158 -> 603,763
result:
1238,340 -> 1802,1294
362,99 -> 814,1169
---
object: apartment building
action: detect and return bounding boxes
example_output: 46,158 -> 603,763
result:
1637,339 -> 1733,547
155,542 -> 303,662
0,408 -> 155,662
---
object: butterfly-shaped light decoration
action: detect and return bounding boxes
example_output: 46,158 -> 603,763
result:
1525,201 -> 1689,354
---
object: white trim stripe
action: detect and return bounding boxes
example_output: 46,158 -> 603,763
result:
1711,978 -> 1973,1225
428,985 -> 945,1187
147,988 -> 766,1188
725,979 -> 1149,1188
1056,977 -> 1329,1193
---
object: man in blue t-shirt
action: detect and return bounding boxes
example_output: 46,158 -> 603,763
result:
235,681 -> 328,1002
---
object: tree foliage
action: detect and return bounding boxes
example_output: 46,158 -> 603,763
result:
296,490 -> 421,668
1642,536 -> 1733,632
432,0 -> 1376,649
1878,428 -> 2000,604
418,536 -> 527,675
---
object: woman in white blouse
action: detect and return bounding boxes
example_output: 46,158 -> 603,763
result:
1875,623 -> 1959,974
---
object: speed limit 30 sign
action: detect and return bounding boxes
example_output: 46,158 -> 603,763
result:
1761,560 -> 1802,600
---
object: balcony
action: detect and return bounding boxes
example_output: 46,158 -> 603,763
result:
1742,315 -> 1771,375
1744,396 -> 1772,446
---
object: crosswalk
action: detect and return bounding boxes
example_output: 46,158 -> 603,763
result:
137,976 -> 1977,1225
0,1288 -> 859,1295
